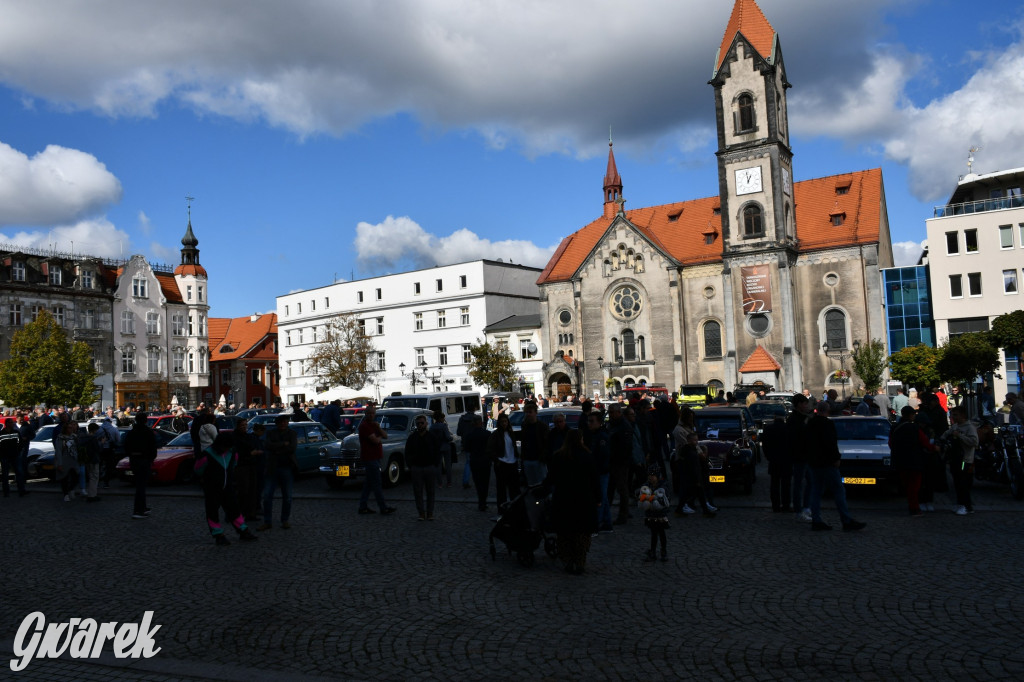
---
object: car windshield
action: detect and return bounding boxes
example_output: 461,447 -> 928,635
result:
834,420 -> 891,441
539,412 -> 581,428
167,432 -> 194,447
381,397 -> 428,409
376,414 -> 410,431
694,415 -> 744,439
747,402 -> 788,420
33,425 -> 57,441
680,386 -> 709,397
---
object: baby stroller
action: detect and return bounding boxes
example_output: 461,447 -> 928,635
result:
489,484 -> 557,567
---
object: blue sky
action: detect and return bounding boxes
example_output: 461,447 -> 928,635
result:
1,0 -> 1022,318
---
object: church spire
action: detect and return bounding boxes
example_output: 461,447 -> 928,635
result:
714,0 -> 776,76
174,195 -> 207,277
603,129 -> 623,219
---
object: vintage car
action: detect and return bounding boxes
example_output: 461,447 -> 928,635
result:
115,430 -> 213,484
692,408 -> 758,494
320,408 -> 433,489
31,427 -> 178,480
833,416 -> 893,486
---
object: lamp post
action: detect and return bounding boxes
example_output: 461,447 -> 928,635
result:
822,339 -> 860,400
399,362 -> 426,394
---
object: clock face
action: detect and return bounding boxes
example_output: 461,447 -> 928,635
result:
782,167 -> 792,196
735,166 -> 763,195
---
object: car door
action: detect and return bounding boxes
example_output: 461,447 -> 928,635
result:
289,423 -> 311,471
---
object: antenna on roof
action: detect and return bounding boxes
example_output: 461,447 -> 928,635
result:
609,125 -> 612,145
967,146 -> 981,174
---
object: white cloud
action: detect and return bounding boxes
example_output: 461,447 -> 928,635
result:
354,215 -> 556,270
138,210 -> 153,235
0,140 -> 123,226
148,241 -> 176,263
0,218 -> 133,259
892,240 -> 925,267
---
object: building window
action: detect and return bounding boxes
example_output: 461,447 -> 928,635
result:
949,274 -> 963,298
375,351 -> 386,372
324,297 -> 330,309
416,348 -> 424,366
252,368 -> 261,384
460,275 -> 467,288
1019,224 -> 1024,248
414,313 -> 423,330
460,307 -> 469,325
8,304 -> 21,326
11,261 -> 25,281
298,327 -> 304,344
148,348 -> 160,373
462,344 -> 471,364
375,288 -> 382,301
736,93 -> 754,132
121,347 -> 136,374
51,306 -> 65,326
297,302 -> 302,314
187,350 -> 195,374
29,305 -> 42,323
1004,270 -> 1019,294
948,317 -> 989,338
188,313 -> 195,336
609,285 -> 643,320
187,285 -> 193,301
132,277 -> 148,298
520,339 -> 531,360
964,229 -> 979,253
357,291 -> 363,303
622,330 -> 636,361
376,317 -> 384,335
704,320 -> 723,358
742,205 -> 763,237
121,310 -> 135,334
414,282 -> 421,295
437,310 -> 446,328
198,285 -> 204,302
81,270 -> 93,289
831,213 -> 845,227
171,314 -> 185,336
1000,225 -> 1014,249
436,278 -> 443,292
146,312 -> 160,335
198,314 -> 206,335
285,331 -> 292,346
49,268 -> 62,285
284,305 -> 290,316
968,272 -> 983,297
946,232 -> 959,255
824,309 -> 847,349
82,308 -> 94,329
173,350 -> 185,374
311,299 -> 316,311
438,346 -> 448,365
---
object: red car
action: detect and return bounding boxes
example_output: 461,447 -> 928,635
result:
147,414 -> 192,433
116,429 -> 229,484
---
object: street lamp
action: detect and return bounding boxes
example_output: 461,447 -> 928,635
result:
822,339 -> 860,400
399,361 -> 426,394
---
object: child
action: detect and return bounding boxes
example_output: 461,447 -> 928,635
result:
637,474 -> 671,562
194,432 -> 258,545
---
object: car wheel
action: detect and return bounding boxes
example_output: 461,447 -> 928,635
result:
175,460 -> 194,484
383,455 -> 402,488
326,477 -> 345,490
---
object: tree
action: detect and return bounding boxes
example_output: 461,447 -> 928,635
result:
851,338 -> 887,392
887,343 -> 942,390
467,340 -> 518,392
0,309 -> 98,407
989,309 -> 1024,389
936,332 -> 1001,388
307,313 -> 376,390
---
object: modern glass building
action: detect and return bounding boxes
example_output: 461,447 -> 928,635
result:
882,265 -> 935,352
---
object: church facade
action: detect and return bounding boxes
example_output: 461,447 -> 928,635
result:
537,0 -> 893,400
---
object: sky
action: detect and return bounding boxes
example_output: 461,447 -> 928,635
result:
1,0 -> 1023,318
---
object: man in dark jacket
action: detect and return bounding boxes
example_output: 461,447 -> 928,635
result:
320,400 -> 342,435
260,415 -> 298,530
787,394 -> 813,521
123,412 -> 157,519
15,412 -> 35,497
761,416 -> 790,512
0,420 -> 21,498
456,402 -> 479,489
462,415 -> 492,511
889,406 -> 935,516
606,405 -> 633,528
806,402 -> 865,532
584,410 -> 612,533
406,415 -> 441,520
519,401 -> 550,487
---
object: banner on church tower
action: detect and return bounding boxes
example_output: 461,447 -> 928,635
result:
740,265 -> 772,314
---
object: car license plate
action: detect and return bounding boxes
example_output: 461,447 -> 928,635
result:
708,475 -> 726,483
842,477 -> 875,485
335,466 -> 350,477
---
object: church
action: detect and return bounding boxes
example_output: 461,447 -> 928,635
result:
537,0 -> 893,400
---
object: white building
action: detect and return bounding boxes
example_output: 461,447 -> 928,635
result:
276,260 -> 541,402
482,314 -> 545,397
926,166 -> 1024,396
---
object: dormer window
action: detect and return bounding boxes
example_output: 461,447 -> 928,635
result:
836,186 -> 849,196
132,276 -> 148,298
81,270 -> 93,289
49,268 -> 62,285
220,344 -> 234,354
830,212 -> 846,226
668,211 -> 681,222
11,261 -> 25,282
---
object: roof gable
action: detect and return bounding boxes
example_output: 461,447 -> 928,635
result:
739,346 -> 781,373
208,314 -> 278,361
716,0 -> 776,73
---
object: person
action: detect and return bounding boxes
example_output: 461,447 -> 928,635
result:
761,416 -> 790,512
55,420 -> 80,502
309,401 -> 324,423
320,399 -> 342,436
889,406 -> 935,516
518,401 -> 550,487
462,415 -> 491,511
98,417 -> 119,488
487,413 -> 520,509
806,401 -> 866,531
935,387 -> 948,413
942,406 -> 979,515
915,393 -> 950,510
670,408 -> 695,512
546,428 -> 599,574
357,404 -> 396,515
948,385 -> 965,409
873,387 -> 892,420
908,389 -> 921,411
171,409 -> 189,434
79,423 -> 102,502
547,412 -> 571,456
429,410 -> 454,488
233,418 -> 262,522
456,401 -> 479,489
891,387 -> 910,417
854,397 -> 872,416
14,412 -> 34,497
637,477 -> 671,562
583,410 -> 612,533
978,386 -> 996,419
675,431 -> 717,517
0,420 -> 21,498
197,413 -> 218,455
1007,393 -> 1024,425
605,405 -> 631,529
787,394 -> 813,522
625,405 -> 651,492
260,415 -> 298,529
406,414 -> 441,520
745,391 -> 758,407
196,432 -> 258,545
123,412 -> 156,518
289,401 -> 310,422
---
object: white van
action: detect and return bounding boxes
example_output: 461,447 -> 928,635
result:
379,392 -> 482,442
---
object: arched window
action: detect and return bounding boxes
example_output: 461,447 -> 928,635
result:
611,337 -> 619,360
634,255 -> 644,273
737,93 -> 754,132
703,320 -> 723,358
825,309 -> 847,349
622,330 -> 636,361
569,333 -> 574,344
743,205 -> 763,237
638,336 -> 646,360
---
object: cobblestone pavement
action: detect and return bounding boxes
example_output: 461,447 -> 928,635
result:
3,464 -> 1024,681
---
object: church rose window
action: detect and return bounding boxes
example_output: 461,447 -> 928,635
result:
609,285 -> 643,320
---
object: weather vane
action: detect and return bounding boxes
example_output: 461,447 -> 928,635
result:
186,195 -> 195,221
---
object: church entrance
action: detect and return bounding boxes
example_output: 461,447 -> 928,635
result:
549,373 -> 572,402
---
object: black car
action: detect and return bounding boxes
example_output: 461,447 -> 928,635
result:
693,408 -> 758,494
319,408 -> 433,489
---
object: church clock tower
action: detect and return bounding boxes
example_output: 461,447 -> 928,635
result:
708,0 -> 801,390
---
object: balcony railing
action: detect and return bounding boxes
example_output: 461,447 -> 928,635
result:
934,194 -> 1024,218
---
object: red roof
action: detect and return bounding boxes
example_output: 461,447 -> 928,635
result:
208,313 -> 278,361
739,346 -> 781,373
154,273 -> 184,303
174,263 -> 208,277
717,0 -> 776,71
537,168 -> 884,285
